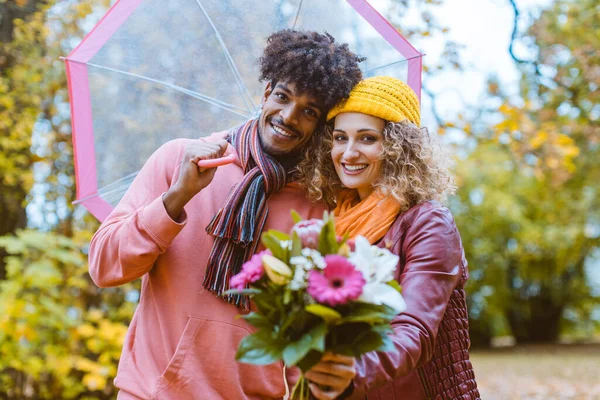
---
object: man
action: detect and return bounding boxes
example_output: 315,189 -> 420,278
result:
89,30 -> 362,399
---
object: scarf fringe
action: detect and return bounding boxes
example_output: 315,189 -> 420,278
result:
203,119 -> 290,309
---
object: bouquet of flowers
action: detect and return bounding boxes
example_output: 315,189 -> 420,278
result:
226,212 -> 406,399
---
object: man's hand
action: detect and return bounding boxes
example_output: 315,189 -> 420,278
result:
163,139 -> 228,220
305,353 -> 356,400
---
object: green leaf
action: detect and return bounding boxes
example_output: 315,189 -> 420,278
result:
387,280 -> 403,294
222,288 -> 261,297
328,320 -> 395,358
266,230 -> 291,242
351,330 -> 386,356
261,233 -> 287,260
291,231 -> 302,258
282,322 -> 327,366
296,349 -> 323,373
252,292 -> 279,315
305,304 -> 342,324
327,322 -> 371,356
280,309 -> 320,339
236,330 -> 285,365
283,289 -> 292,305
317,217 -> 339,255
338,303 -> 396,325
291,210 -> 304,224
241,312 -> 273,329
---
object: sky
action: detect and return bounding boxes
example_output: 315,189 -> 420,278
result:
411,0 -> 553,125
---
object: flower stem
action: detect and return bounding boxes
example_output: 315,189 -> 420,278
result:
290,374 -> 310,400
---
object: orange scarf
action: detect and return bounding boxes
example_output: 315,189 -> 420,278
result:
333,189 -> 401,244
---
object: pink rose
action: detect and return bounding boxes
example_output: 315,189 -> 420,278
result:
292,219 -> 324,249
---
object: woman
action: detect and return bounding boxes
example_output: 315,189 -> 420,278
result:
297,76 -> 480,399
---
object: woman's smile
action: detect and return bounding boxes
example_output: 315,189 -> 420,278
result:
331,112 -> 386,200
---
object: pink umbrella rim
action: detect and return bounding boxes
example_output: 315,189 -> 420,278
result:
64,0 -> 423,221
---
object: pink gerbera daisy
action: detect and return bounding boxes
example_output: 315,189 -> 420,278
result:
230,249 -> 271,290
307,255 -> 365,306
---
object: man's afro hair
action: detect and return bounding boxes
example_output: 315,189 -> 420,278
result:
258,30 -> 365,112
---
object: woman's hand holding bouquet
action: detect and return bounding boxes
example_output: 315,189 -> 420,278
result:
226,212 -> 406,399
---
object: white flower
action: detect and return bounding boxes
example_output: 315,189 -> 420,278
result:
280,240 -> 292,250
288,250 -> 327,290
359,282 -> 407,314
300,248 -> 326,269
348,236 -> 399,284
288,265 -> 307,291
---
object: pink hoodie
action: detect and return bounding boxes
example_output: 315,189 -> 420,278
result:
88,131 -> 326,399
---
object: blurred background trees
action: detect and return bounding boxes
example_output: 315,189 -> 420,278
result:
0,0 -> 598,398
1,1 -> 136,398
453,0 -> 599,345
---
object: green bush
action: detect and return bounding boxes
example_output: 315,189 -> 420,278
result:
0,229 -> 138,399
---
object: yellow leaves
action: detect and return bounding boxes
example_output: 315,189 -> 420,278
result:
546,157 -> 560,169
530,131 -> 548,149
556,133 -> 574,147
47,354 -> 71,378
0,229 -> 134,397
24,356 -> 44,378
0,95 -> 15,109
15,323 -> 38,342
97,320 -> 128,345
75,317 -> 128,356
75,356 -> 110,391
77,323 -> 96,338
492,100 -> 583,179
82,374 -> 107,391
75,3 -> 94,18
463,123 -> 472,136
85,337 -> 103,353
528,130 -> 581,173
74,357 -> 99,372
86,309 -> 104,323
562,145 -> 580,158
498,103 -> 512,114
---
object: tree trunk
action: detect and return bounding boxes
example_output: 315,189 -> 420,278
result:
507,290 -> 564,343
1,1 -> 47,43
0,0 -> 46,278
0,185 -> 28,279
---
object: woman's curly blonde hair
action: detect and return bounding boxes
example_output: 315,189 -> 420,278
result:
296,120 -> 456,211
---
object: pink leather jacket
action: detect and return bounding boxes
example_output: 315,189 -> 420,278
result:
348,201 -> 480,399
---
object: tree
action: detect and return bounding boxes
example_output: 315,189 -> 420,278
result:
0,0 -> 49,278
454,0 -> 599,343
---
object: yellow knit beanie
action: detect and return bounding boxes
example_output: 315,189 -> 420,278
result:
327,76 -> 420,126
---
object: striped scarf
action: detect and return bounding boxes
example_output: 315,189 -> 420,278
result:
204,119 -> 295,310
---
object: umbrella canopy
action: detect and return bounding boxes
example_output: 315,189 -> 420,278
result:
65,0 -> 423,222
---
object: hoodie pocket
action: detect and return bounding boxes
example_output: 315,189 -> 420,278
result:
151,316 -> 285,399
151,317 -> 202,398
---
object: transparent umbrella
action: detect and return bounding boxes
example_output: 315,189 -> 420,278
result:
64,0 -> 423,221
